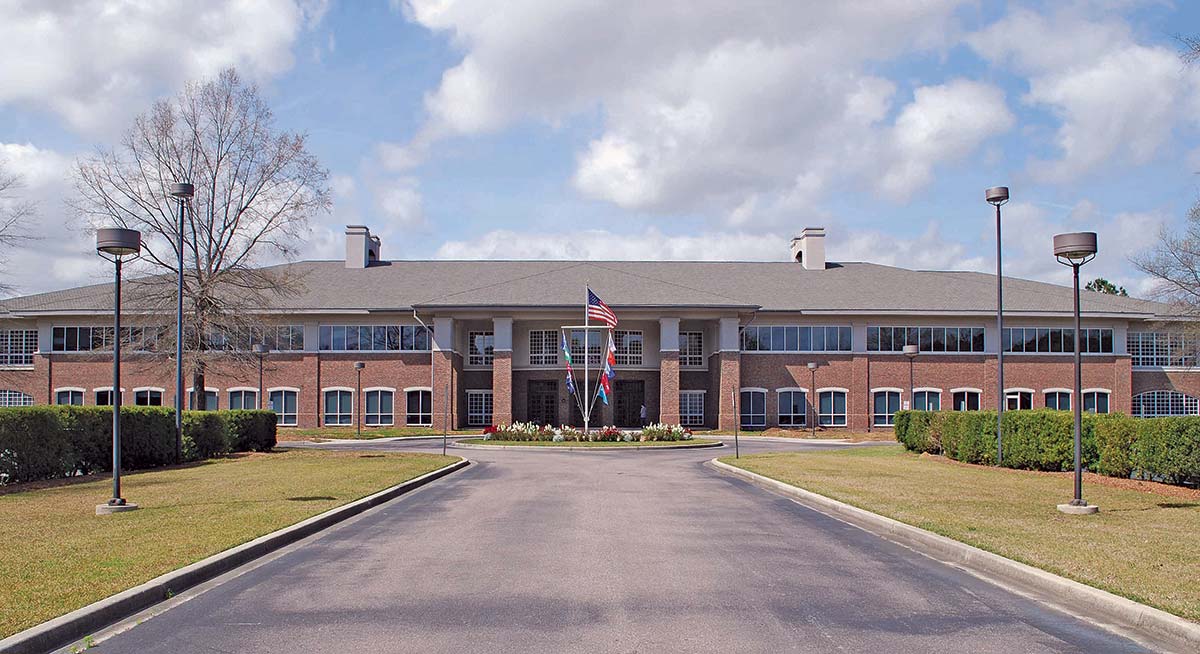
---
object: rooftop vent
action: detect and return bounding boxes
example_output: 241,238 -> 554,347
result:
790,227 -> 826,270
345,225 -> 381,269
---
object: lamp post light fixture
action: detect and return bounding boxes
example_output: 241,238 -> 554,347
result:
902,344 -> 919,410
807,361 -> 819,438
253,343 -> 268,410
986,185 -> 1010,465
95,227 -> 142,515
354,361 -> 365,438
1054,231 -> 1100,515
169,182 -> 194,464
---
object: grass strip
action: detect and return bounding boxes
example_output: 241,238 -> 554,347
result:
723,445 -> 1200,622
0,449 -> 457,637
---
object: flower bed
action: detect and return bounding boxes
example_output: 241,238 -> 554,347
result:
482,422 -> 694,443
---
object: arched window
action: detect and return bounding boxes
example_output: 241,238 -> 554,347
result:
952,390 -> 980,411
1082,391 -> 1109,414
269,389 -> 298,425
778,390 -> 806,427
55,389 -> 84,406
406,389 -> 432,426
872,390 -> 900,426
229,390 -> 258,411
819,390 -> 847,426
134,389 -> 163,406
913,390 -> 940,411
1132,390 -> 1199,417
324,389 -> 353,425
739,389 -> 766,428
1005,391 -> 1032,411
365,389 -> 395,426
1045,391 -> 1070,411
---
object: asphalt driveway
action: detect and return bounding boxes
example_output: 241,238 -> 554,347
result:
88,438 -> 1148,653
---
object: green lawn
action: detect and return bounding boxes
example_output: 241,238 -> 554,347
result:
461,438 -> 719,447
724,445 -> 1200,622
279,426 -> 481,440
0,449 -> 458,638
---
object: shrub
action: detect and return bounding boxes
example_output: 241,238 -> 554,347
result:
224,410 -> 277,452
894,410 -> 934,453
182,411 -> 230,461
1133,417 -> 1200,485
0,407 -> 71,484
118,407 -> 178,469
1093,413 -> 1139,478
641,423 -> 693,441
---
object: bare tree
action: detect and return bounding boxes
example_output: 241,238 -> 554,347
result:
0,161 -> 35,295
72,68 -> 330,409
1133,204 -> 1200,313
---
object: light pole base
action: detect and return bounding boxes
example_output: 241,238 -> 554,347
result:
1056,502 -> 1099,515
96,502 -> 140,515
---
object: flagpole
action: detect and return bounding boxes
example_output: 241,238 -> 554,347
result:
583,285 -> 590,434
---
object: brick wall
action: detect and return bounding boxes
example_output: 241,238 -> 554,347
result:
658,351 -> 679,425
491,351 -> 512,426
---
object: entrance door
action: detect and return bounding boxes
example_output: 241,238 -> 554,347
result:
614,380 -> 645,427
527,380 -> 558,426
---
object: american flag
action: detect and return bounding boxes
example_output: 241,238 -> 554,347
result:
587,288 -> 618,327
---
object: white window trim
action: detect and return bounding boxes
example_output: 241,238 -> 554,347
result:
92,386 -> 126,392
1042,387 -> 1073,394
1004,387 -> 1035,394
227,386 -> 259,393
467,331 -> 495,368
775,386 -> 809,393
871,388 -> 902,427
1082,387 -> 1112,394
913,386 -> 942,394
816,386 -> 849,394
776,388 -> 808,427
465,389 -> 494,426
133,386 -> 166,394
405,387 -> 434,426
870,387 -> 904,394
679,390 -> 706,426
949,387 -> 982,394
403,386 -> 432,393
363,388 -> 396,426
740,386 -> 768,393
267,386 -> 301,393
186,386 -> 220,393
363,386 -> 396,393
54,386 -> 86,393
322,386 -> 355,393
680,389 -> 707,394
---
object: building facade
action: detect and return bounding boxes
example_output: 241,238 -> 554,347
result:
0,225 -> 1196,431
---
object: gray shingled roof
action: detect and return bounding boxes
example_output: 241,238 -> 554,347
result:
0,259 -> 1174,317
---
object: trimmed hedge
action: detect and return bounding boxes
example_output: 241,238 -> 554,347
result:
0,406 -> 277,485
895,409 -> 1200,485
224,410 -> 278,452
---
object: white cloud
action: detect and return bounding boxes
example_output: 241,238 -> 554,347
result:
835,222 -> 988,272
0,1 -> 325,135
436,228 -> 788,261
373,177 -> 425,228
402,0 -> 974,218
968,7 -> 1200,182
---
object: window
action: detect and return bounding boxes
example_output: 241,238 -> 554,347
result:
1083,391 -> 1109,414
406,390 -> 432,426
0,329 -> 37,366
679,332 -> 704,368
872,391 -> 900,426
468,332 -> 494,366
229,390 -> 258,411
1045,391 -> 1071,411
466,390 -> 493,426
741,325 -> 852,352
318,325 -> 431,351
324,390 -> 353,425
739,390 -> 766,428
1128,332 -> 1198,367
778,390 -> 807,427
913,390 -> 940,411
1006,391 -> 1032,411
819,390 -> 847,426
95,389 -> 118,406
55,389 -> 83,406
189,389 -> 219,410
1132,390 -> 1199,417
0,390 -> 33,407
529,330 -> 559,366
569,330 -> 602,366
51,326 -> 164,353
680,391 -> 705,426
366,390 -> 395,426
135,389 -> 163,406
952,390 -> 980,411
868,327 -> 986,353
262,325 -> 305,351
269,390 -> 298,426
1004,327 -> 1113,354
613,330 -> 643,366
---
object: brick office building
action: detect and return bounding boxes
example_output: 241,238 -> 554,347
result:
0,225 -> 1196,431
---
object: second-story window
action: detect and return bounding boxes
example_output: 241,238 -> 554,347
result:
679,331 -> 704,367
468,331 -> 494,366
613,330 -> 642,366
529,330 -> 558,366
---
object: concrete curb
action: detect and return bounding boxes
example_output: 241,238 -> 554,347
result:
452,440 -> 724,452
708,458 -> 1200,654
0,458 -> 470,654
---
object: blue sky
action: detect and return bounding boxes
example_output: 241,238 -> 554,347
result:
2,0 -> 1200,297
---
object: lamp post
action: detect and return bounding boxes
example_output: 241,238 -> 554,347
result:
807,361 -> 819,438
253,343 -> 268,410
95,227 -> 142,515
986,186 -> 1009,465
1054,232 -> 1100,515
354,361 -> 365,437
169,182 -> 193,463
902,344 -> 918,410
